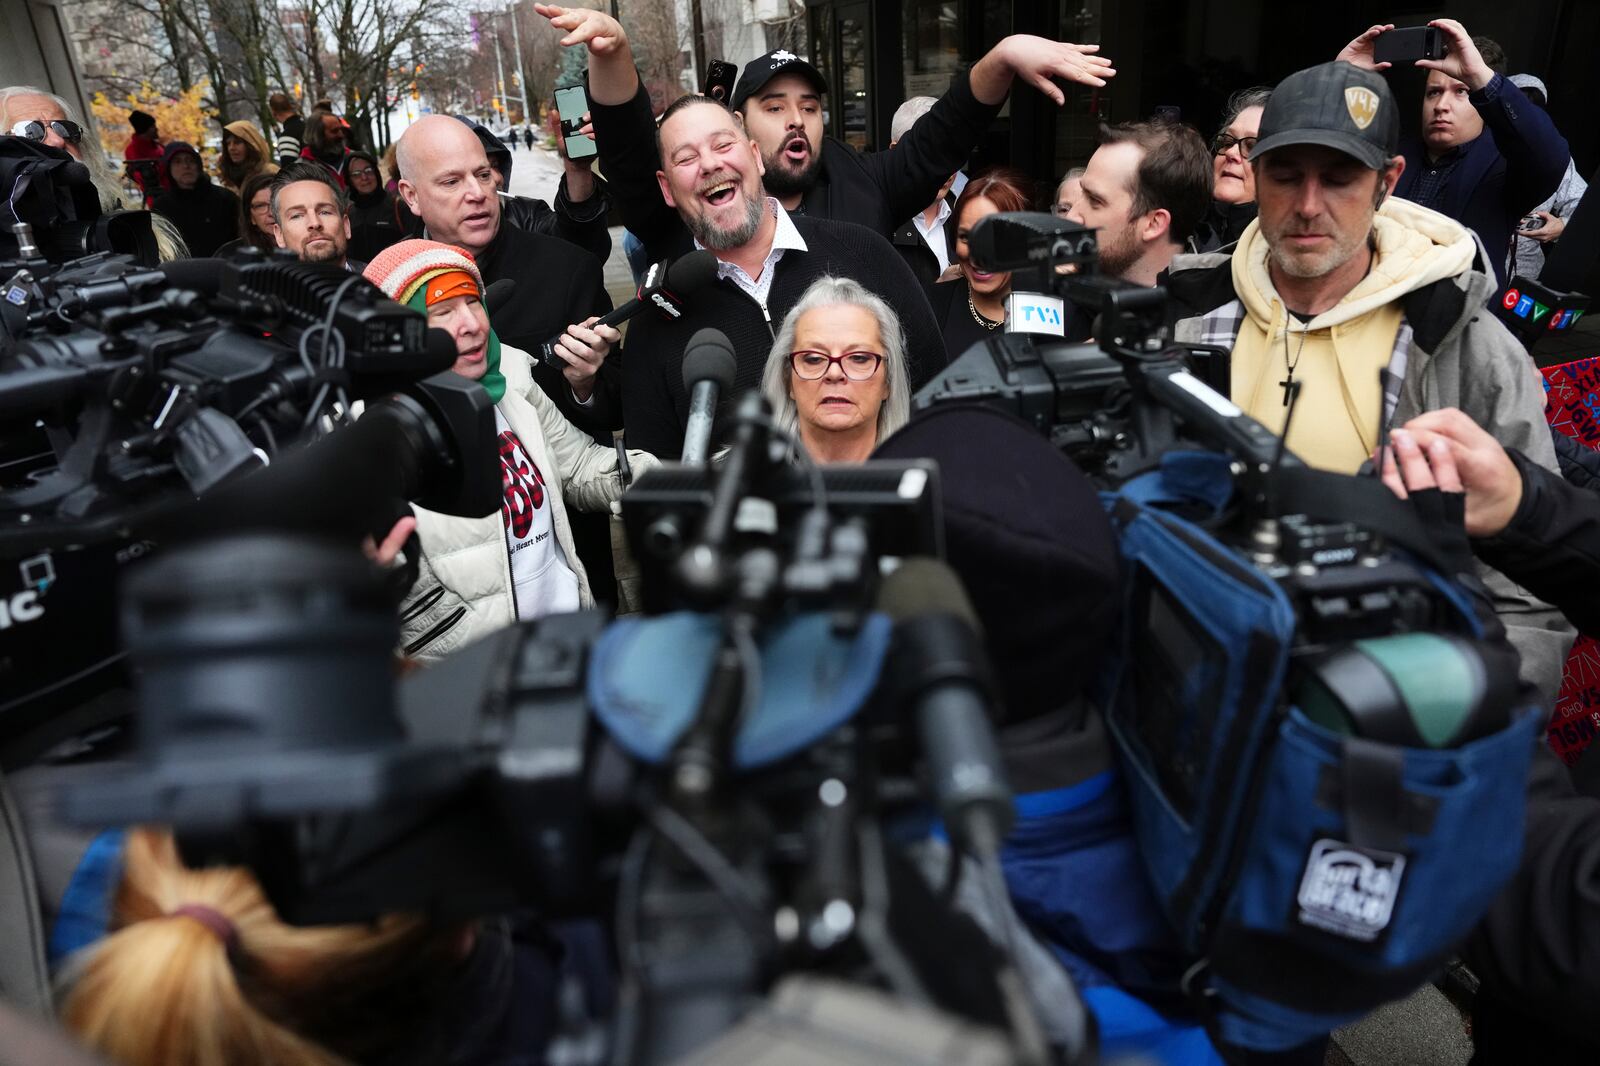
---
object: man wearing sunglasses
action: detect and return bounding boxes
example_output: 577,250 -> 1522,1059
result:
1,88 -> 85,161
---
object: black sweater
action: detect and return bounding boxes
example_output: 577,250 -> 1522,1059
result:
621,214 -> 947,459
593,70 -> 1001,266
926,277 -> 999,367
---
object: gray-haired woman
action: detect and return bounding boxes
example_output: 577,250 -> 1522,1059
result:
760,275 -> 912,464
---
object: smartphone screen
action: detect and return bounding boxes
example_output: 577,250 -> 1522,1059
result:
554,85 -> 597,160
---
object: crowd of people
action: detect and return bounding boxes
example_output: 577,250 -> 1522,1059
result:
2,6 -> 1599,1065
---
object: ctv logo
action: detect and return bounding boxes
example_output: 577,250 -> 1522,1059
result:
1502,288 -> 1585,331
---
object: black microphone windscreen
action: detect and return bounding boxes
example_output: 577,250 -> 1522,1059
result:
157,257 -> 226,296
876,557 -> 984,637
681,327 -> 737,392
666,250 -> 719,295
424,327 -> 460,373
483,277 -> 516,318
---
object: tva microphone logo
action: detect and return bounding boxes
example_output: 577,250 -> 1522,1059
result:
1502,287 -> 1586,331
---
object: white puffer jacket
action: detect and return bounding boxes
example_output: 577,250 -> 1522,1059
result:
400,342 -> 657,662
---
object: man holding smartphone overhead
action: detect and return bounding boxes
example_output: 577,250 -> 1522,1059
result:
535,1 -> 1115,265
1337,18 -> 1569,288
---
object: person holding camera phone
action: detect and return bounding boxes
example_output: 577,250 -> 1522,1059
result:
1504,74 -> 1588,283
1337,18 -> 1570,288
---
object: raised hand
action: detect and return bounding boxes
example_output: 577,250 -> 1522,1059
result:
1336,24 -> 1396,72
533,3 -> 627,56
1417,19 -> 1494,92
1003,35 -> 1117,102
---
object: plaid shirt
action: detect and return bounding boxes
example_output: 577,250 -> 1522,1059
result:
1408,145 -> 1467,213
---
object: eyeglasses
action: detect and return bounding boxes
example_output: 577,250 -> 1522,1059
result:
790,350 -> 883,381
9,118 -> 83,145
348,167 -> 376,179
1051,201 -> 1074,218
1211,133 -> 1257,157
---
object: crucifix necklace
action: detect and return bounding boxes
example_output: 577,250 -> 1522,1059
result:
1280,323 -> 1310,407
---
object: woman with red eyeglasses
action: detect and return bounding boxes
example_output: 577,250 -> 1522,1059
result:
760,276 -> 912,464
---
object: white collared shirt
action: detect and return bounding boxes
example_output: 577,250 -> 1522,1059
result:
911,198 -> 954,274
696,197 -> 809,311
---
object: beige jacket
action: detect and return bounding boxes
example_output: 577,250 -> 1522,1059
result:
400,343 -> 657,662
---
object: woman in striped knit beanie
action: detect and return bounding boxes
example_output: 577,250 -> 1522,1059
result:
363,239 -> 657,662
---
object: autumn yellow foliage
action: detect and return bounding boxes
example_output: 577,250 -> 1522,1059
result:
91,81 -> 217,163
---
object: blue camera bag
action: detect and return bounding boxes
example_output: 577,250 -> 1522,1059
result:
1098,453 -> 1541,1051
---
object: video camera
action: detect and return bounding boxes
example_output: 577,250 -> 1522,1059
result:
0,135 -> 157,265
48,384 -> 1083,1064
0,142 -> 500,753
915,211 -> 1503,655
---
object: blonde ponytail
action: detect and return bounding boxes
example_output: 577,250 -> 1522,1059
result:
58,829 -> 447,1066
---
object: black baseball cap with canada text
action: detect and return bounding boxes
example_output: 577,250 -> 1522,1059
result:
731,50 -> 828,112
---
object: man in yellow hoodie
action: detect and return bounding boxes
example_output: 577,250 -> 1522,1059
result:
1166,60 -> 1571,702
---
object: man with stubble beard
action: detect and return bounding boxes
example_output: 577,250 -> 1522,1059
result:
536,3 -> 1114,266
535,4 -> 947,460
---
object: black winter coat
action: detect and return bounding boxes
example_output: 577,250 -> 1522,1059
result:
347,187 -> 403,262
152,180 -> 239,258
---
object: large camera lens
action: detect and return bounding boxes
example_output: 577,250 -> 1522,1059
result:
122,533 -> 401,758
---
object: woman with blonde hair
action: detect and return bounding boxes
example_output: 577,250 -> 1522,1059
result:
760,275 -> 912,464
58,828 -> 546,1065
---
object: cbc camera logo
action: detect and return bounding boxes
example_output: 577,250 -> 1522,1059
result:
0,553 -> 54,630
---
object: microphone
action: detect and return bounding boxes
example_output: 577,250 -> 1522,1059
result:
877,558 -> 1064,1066
536,250 -> 718,365
679,328 -> 737,465
877,558 -> 1013,852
